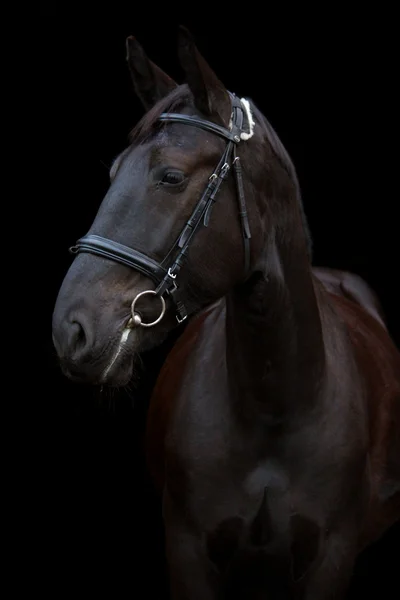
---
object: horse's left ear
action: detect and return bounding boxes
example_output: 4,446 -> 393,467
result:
177,26 -> 231,127
126,36 -> 177,111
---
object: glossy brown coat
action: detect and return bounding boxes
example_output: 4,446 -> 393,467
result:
52,28 -> 400,599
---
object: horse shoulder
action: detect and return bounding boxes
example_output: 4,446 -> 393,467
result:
327,291 -> 400,543
313,266 -> 387,329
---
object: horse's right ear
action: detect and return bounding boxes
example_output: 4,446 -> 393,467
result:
126,36 -> 177,111
177,26 -> 231,127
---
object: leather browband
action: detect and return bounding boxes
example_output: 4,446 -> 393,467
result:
158,113 -> 240,143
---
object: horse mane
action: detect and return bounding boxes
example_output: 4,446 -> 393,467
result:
129,85 -> 193,144
129,87 -> 313,259
252,103 -> 313,259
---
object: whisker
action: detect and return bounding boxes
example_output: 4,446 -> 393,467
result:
99,159 -> 111,171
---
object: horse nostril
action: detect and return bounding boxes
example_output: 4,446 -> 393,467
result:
69,319 -> 87,351
52,307 -> 93,363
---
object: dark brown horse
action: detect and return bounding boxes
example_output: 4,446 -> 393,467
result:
52,28 -> 400,599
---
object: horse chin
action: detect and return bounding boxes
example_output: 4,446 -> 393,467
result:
58,331 -> 137,388
99,323 -> 170,388
57,316 -> 173,388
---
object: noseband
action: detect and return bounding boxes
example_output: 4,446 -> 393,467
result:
70,94 -> 253,328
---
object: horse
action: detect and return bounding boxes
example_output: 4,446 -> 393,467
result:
52,27 -> 400,599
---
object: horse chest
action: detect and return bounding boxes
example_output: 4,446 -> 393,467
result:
165,396 -> 292,531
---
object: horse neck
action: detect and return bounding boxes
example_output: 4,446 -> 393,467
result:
225,181 -> 326,423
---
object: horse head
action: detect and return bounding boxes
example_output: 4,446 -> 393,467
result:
52,27 -> 301,386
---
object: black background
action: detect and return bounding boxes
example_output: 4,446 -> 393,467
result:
41,3 -> 398,597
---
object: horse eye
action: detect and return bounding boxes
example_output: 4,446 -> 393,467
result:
161,171 -> 185,185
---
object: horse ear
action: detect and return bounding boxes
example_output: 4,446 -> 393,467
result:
126,36 -> 177,111
177,26 -> 231,127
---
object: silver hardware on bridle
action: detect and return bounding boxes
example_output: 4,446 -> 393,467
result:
127,290 -> 166,328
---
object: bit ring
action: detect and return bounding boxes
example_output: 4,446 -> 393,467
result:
130,290 -> 166,328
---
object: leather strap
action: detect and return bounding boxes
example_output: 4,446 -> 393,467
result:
70,235 -> 167,282
233,151 -> 252,274
159,113 -> 240,143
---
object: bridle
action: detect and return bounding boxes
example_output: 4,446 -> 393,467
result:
69,94 -> 253,328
